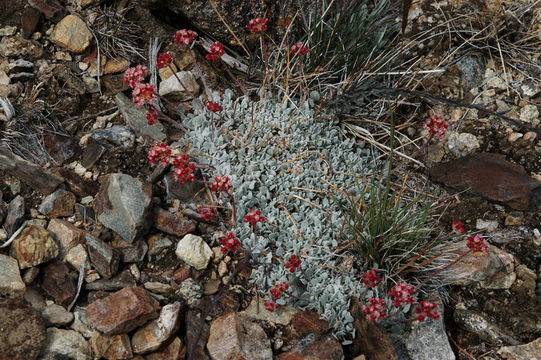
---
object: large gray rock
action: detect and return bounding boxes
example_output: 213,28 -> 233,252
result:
400,297 -> 455,360
40,328 -> 92,360
0,254 -> 25,298
89,125 -> 135,149
115,93 -> 166,142
94,173 -> 152,243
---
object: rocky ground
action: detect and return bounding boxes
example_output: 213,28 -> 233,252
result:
1,0 -> 541,360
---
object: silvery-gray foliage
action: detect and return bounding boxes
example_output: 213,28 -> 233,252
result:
182,90 -> 381,342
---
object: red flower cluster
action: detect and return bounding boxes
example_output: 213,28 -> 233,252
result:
197,207 -> 216,222
291,42 -> 310,55
132,83 -> 157,106
415,300 -> 440,322
207,101 -> 223,113
363,297 -> 387,322
247,17 -> 269,33
452,221 -> 466,234
171,155 -> 197,184
387,282 -> 416,307
220,232 -> 241,254
466,235 -> 489,253
124,65 -> 149,88
285,254 -> 302,273
148,142 -> 172,164
423,115 -> 449,138
146,109 -> 158,125
173,29 -> 198,47
270,282 -> 289,299
264,301 -> 279,312
206,42 -> 225,62
244,209 -> 266,228
210,175 -> 233,193
362,269 -> 381,288
157,53 -> 173,69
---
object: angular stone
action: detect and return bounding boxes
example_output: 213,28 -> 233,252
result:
115,93 -> 166,142
11,225 -> 59,269
103,57 -> 130,74
41,263 -> 77,306
86,234 -> 120,279
85,287 -> 161,335
50,15 -> 93,53
116,240 -> 148,263
40,328 -> 92,360
0,36 -> 43,59
145,337 -> 185,360
41,303 -> 74,326
154,207 -> 197,237
85,270 -> 136,291
103,74 -> 129,94
442,241 -> 516,289
66,243 -> 90,271
430,153 -> 541,210
207,312 -> 273,360
147,235 -> 172,258
454,309 -> 519,345
0,144 -> 64,194
0,299 -> 46,360
176,234 -> 212,270
80,138 -> 107,169
43,133 -> 78,164
89,125 -> 135,149
94,173 -> 152,243
22,267 -> 40,284
291,310 -> 330,335
4,195 -> 25,236
158,70 -> 200,101
38,188 -> 76,217
497,337 -> 541,359
47,218 -> 86,257
91,332 -> 133,360
277,334 -> 344,360
445,132 -> 479,158
131,302 -> 182,354
0,254 -> 25,298
54,167 -> 99,197
144,281 -> 174,295
71,307 -> 94,339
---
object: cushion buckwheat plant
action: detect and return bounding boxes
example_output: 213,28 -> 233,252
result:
181,89 -> 382,342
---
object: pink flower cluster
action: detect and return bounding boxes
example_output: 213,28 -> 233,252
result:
197,207 -> 216,222
452,221 -> 465,234
363,298 -> 387,322
207,101 -> 223,113
423,115 -> 449,138
220,232 -> 242,254
146,109 -> 158,125
206,42 -> 226,62
270,282 -> 289,299
132,83 -> 157,106
415,299 -> 440,322
157,53 -> 173,69
467,234 -> 489,253
285,254 -> 302,273
171,154 -> 197,184
244,209 -> 266,228
173,29 -> 198,47
148,142 -> 172,164
124,65 -> 149,88
210,175 -> 233,193
291,42 -> 310,55
247,17 -> 269,33
362,269 -> 381,288
387,282 -> 416,307
264,301 -> 279,312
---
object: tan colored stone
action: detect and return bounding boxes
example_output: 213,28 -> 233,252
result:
145,337 -> 184,360
50,15 -> 93,53
11,225 -> 59,269
497,337 -> 541,360
47,219 -> 86,258
104,58 -> 130,74
90,332 -> 133,359
131,302 -> 181,354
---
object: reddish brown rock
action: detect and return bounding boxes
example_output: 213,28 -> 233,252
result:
172,267 -> 192,284
430,152 -> 541,210
185,310 -> 210,360
85,287 -> 160,335
11,225 -> 59,269
0,299 -> 46,360
145,337 -> 185,360
278,334 -> 344,360
207,312 -> 272,360
47,219 -> 86,258
90,332 -> 133,359
54,167 -> 99,197
291,310 -> 330,336
154,208 -> 197,237
41,263 -> 77,306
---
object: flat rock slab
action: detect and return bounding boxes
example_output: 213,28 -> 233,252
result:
0,144 -> 64,194
277,333 -> 344,360
430,152 -> 541,210
40,328 -> 92,360
85,286 -> 160,335
0,254 -> 25,298
497,337 -> 541,359
131,302 -> 182,354
0,299 -> 46,360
